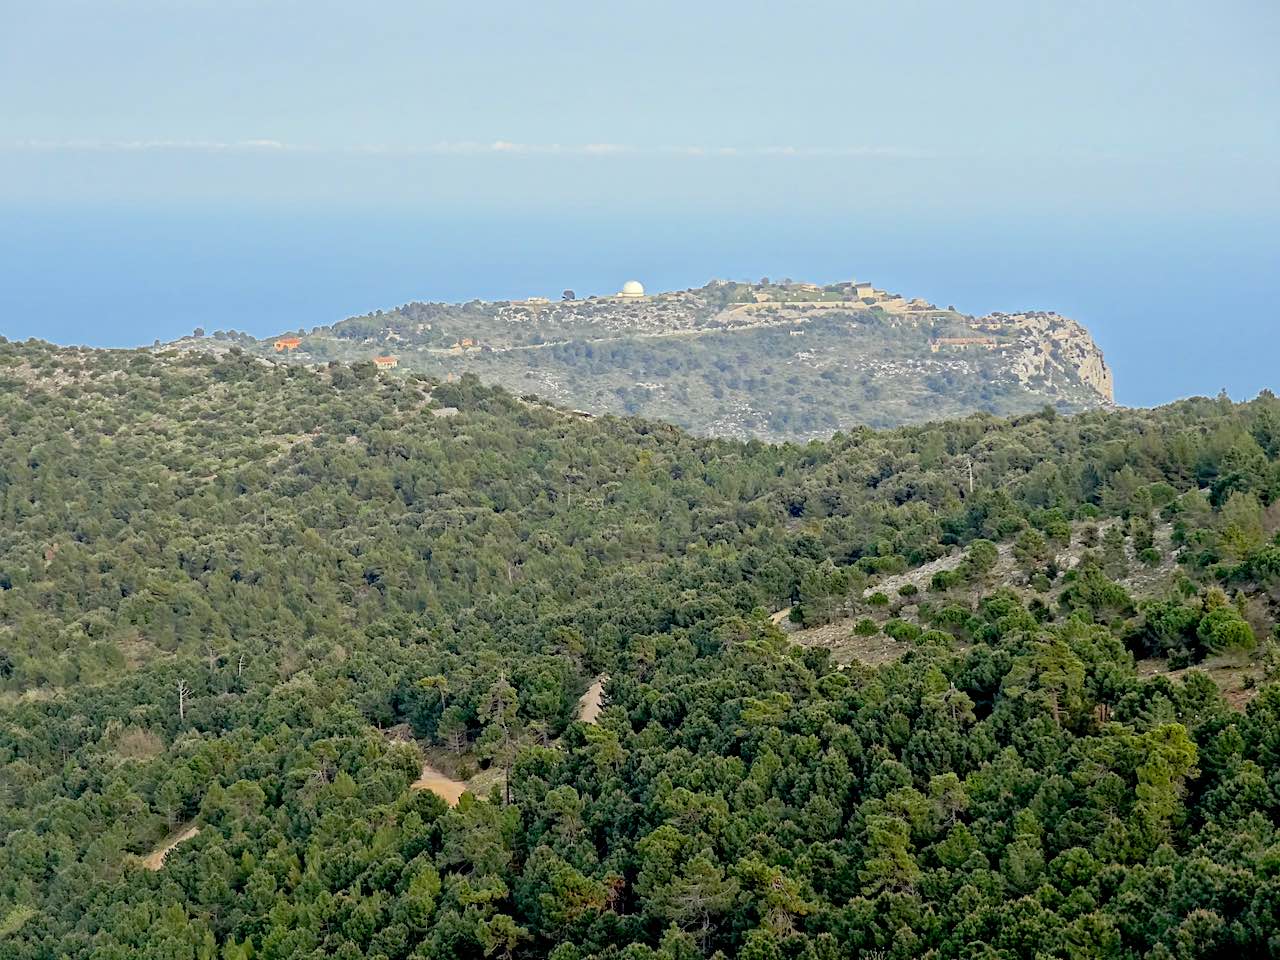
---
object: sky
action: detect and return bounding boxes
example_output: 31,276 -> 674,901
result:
1,0 -> 1277,405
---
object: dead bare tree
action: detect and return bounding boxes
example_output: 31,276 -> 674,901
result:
177,679 -> 190,722
564,471 -> 584,509
202,638 -> 221,675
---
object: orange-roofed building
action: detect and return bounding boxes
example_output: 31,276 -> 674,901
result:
274,336 -> 302,352
374,355 -> 399,369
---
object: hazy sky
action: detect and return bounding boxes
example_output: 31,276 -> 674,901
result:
1,2 -> 1277,406
3,0 -> 1277,214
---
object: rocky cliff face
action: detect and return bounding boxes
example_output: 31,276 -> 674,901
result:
1060,329 -> 1115,402
994,312 -> 1114,403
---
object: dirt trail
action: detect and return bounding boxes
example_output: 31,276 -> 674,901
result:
791,518 -> 1169,668
142,823 -> 200,870
402,672 -> 608,807
411,764 -> 469,806
864,517 -> 1131,600
861,548 -> 971,599
577,675 -> 608,724
789,626 -> 912,668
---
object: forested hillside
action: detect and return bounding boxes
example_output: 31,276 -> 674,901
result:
2,338 -> 1279,959
174,279 -> 1113,440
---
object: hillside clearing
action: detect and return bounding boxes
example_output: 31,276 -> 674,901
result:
1137,654 -> 1264,711
142,823 -> 200,871
577,675 -> 608,723
411,764 -> 469,806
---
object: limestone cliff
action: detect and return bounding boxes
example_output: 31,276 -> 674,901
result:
991,312 -> 1114,403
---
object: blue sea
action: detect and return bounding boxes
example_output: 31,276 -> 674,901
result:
2,204 -> 1276,408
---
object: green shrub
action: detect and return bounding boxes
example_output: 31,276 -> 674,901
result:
883,619 -> 922,643
967,539 -> 1000,574
876,555 -> 909,575
1197,606 -> 1256,653
916,629 -> 955,649
931,569 -> 959,591
1149,482 -> 1178,508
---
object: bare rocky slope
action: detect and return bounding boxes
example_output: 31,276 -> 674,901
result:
171,277 -> 1114,441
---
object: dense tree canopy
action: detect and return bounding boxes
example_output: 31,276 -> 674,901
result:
1,339 -> 1278,959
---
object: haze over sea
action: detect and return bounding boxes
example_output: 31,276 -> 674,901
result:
3,1 -> 1276,411
2,204 -> 1275,410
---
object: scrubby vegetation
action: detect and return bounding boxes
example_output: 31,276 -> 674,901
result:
2,338 -> 1279,959
189,280 -> 1112,441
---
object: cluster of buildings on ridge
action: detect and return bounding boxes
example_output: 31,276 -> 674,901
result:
274,335 -> 400,369
268,276 -> 1086,368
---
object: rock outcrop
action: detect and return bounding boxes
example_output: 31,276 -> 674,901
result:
989,312 -> 1113,403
